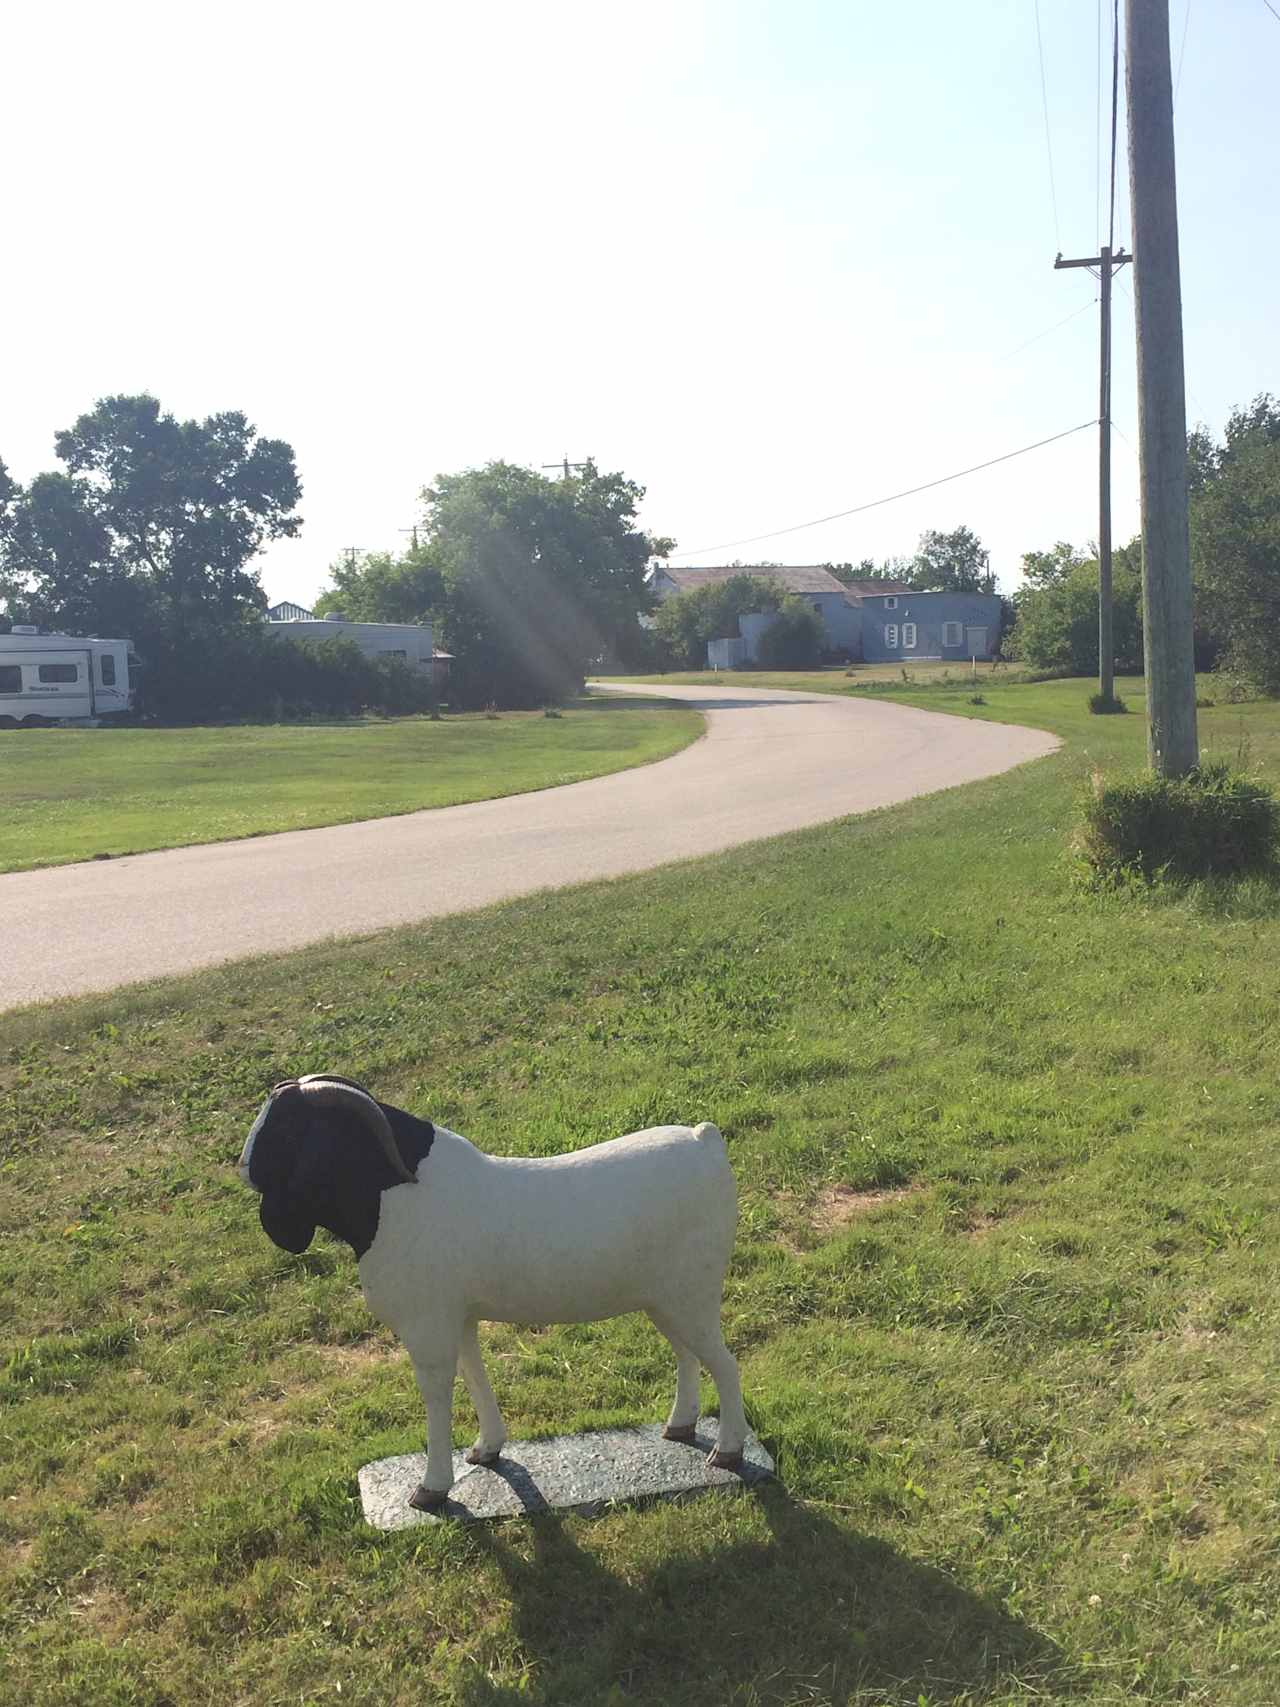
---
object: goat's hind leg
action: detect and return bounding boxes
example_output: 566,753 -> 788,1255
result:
664,1309 -> 747,1471
647,1309 -> 702,1444
458,1321 -> 506,1466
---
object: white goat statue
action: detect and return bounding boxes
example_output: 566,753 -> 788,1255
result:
238,1075 -> 749,1510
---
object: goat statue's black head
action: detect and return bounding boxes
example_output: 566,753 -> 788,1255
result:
238,1075 -> 433,1259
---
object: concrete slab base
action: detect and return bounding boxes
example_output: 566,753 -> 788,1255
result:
358,1417 -> 775,1528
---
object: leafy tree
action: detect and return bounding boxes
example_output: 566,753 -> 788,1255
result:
0,395 -> 302,716
43,395 -> 297,625
417,460 -> 670,708
1019,541 -> 1088,588
1008,541 -> 1144,674
1191,396 -> 1280,691
821,558 -> 909,587
756,596 -> 824,668
908,526 -> 993,593
651,574 -> 783,669
314,547 -> 443,625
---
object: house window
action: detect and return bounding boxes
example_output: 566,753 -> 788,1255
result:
0,665 -> 21,694
812,602 -> 822,614
100,654 -> 116,686
381,649 -> 407,659
884,596 -> 898,610
943,621 -> 963,647
38,663 -> 78,683
885,623 -> 899,649
902,622 -> 917,649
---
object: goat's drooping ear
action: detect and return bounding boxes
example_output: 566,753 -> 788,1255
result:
295,1075 -> 417,1184
260,1192 -> 316,1254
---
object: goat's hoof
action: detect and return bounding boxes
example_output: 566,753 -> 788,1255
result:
707,1446 -> 744,1473
662,1423 -> 698,1444
408,1483 -> 450,1512
465,1445 -> 503,1466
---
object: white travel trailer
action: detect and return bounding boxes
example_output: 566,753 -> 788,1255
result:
0,629 -> 134,725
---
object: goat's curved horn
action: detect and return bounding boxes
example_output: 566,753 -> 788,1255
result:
295,1076 -> 417,1184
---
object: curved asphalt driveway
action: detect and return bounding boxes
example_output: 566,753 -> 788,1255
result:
1,686 -> 1057,1012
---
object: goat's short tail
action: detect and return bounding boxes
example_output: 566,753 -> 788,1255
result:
692,1121 -> 724,1147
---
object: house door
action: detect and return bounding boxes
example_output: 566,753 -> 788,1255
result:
965,626 -> 988,658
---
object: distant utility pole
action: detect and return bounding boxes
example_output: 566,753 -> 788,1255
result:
541,456 -> 587,481
1054,244 -> 1131,705
1126,0 -> 1198,775
341,546 -> 364,573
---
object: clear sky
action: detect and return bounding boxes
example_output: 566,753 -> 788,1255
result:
3,0 -> 1276,600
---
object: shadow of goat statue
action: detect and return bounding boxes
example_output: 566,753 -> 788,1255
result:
238,1075 -> 748,1510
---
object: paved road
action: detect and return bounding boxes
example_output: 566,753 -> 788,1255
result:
2,685 -> 1057,1012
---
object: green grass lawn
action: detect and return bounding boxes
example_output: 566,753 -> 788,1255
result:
4,679 -> 1280,1704
0,695 -> 702,873
608,659 -> 984,690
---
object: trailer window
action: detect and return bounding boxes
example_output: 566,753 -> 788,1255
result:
100,654 -> 117,686
39,664 -> 79,683
0,666 -> 21,694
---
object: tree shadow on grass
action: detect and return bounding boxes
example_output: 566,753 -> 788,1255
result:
453,1483 -> 1071,1707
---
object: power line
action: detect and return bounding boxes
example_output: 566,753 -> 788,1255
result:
1174,0 -> 1193,103
1034,0 -> 1061,248
666,422 -> 1098,561
998,296 -> 1097,361
1262,0 -> 1280,23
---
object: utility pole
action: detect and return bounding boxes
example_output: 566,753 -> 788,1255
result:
541,456 -> 587,481
1054,245 -> 1131,704
1126,0 -> 1198,775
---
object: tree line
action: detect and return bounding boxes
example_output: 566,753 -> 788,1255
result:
1007,395 -> 1280,687
4,391 -> 1278,719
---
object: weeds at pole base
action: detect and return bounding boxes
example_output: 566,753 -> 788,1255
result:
1087,692 -> 1129,715
1076,759 -> 1280,882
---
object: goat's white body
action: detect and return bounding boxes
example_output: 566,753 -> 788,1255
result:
356,1122 -> 747,1500
359,1123 -> 735,1329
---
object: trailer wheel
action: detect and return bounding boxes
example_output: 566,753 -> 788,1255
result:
0,715 -> 17,729
21,714 -> 50,728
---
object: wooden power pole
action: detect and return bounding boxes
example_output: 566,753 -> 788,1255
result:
1126,0 -> 1199,775
1054,244 -> 1131,705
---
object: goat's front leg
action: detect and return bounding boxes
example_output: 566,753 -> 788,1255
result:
458,1320 -> 506,1466
406,1341 -> 460,1512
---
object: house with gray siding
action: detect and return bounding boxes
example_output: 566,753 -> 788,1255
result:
648,564 -> 909,660
858,590 -> 1002,663
649,563 -> 1001,666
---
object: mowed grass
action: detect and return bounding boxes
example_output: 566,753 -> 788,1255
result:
609,660 -> 1006,690
0,694 -> 702,873
4,681 -> 1280,1704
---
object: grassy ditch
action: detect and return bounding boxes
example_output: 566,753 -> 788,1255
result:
3,682 -> 1280,1703
0,695 -> 702,873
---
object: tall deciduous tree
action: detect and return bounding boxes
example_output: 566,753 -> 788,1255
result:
908,526 -> 993,593
314,547 -> 443,625
1,395 -> 301,643
425,460 -> 670,707
1191,396 -> 1280,691
651,574 -> 783,669
1009,541 -> 1145,674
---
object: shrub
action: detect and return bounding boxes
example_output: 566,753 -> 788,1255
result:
755,597 -> 824,669
1088,692 -> 1128,715
137,626 -> 437,723
1077,761 -> 1280,881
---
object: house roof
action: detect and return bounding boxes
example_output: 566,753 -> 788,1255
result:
654,564 -> 849,596
839,579 -> 913,603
